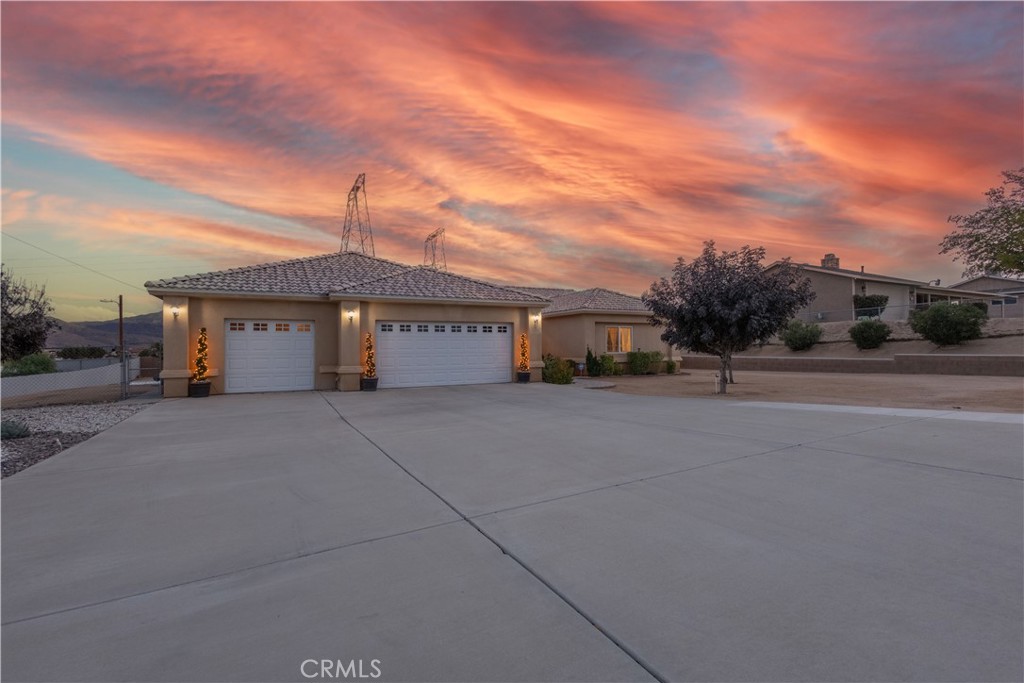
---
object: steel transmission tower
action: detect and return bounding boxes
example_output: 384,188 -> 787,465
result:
339,173 -> 375,256
423,227 -> 446,270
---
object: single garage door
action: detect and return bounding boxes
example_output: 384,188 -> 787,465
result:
377,321 -> 512,388
224,320 -> 315,393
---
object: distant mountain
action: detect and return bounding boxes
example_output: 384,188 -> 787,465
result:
47,312 -> 163,351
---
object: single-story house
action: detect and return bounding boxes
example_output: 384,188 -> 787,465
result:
769,253 -> 999,323
950,274 -> 1024,318
145,252 -> 548,396
513,286 -> 672,364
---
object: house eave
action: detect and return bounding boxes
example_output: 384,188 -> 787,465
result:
145,288 -> 329,302
327,293 -> 550,307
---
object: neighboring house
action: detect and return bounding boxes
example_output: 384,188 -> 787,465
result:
769,253 -> 999,323
145,252 -> 548,396
514,286 -> 672,364
950,274 -> 1024,318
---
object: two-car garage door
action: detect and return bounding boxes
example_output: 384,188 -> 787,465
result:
376,321 -> 512,388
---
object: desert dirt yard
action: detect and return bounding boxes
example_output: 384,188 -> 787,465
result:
605,370 -> 1023,413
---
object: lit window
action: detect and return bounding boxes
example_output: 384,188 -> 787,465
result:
451,325 -> 462,333
253,323 -> 268,332
606,326 -> 633,353
434,325 -> 445,333
296,323 -> 311,332
275,323 -> 290,332
381,323 -> 394,332
229,322 -> 245,331
399,324 -> 411,332
417,324 -> 429,332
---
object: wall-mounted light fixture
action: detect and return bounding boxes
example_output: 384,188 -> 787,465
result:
170,305 -> 181,319
347,309 -> 356,323
531,313 -> 541,328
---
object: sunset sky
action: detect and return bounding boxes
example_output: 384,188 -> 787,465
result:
2,1 -> 1021,321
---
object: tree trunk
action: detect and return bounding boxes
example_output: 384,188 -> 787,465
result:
727,360 -> 735,384
718,354 -> 729,394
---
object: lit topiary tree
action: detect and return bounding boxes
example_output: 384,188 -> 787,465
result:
192,327 -> 209,382
518,333 -> 530,372
363,332 -> 376,378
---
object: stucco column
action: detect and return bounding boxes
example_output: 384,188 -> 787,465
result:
336,300 -> 363,391
160,296 -> 190,397
528,307 -> 544,381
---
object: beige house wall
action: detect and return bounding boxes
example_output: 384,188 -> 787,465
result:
542,313 -> 670,362
859,281 -> 912,322
800,271 -> 857,322
160,295 -> 539,395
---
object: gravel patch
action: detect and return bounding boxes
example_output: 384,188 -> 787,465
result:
1,401 -> 156,478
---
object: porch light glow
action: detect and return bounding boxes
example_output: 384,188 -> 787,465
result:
170,305 -> 180,319
347,309 -> 355,322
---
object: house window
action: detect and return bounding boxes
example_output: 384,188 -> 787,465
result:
296,323 -> 311,332
1006,297 -> 1018,305
253,322 -> 268,332
380,323 -> 394,332
417,324 -> 429,332
229,322 -> 245,332
606,326 -> 633,353
275,323 -> 290,332
399,324 -> 411,332
434,325 -> 445,333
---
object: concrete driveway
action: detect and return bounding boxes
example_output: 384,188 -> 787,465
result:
3,385 -> 1021,682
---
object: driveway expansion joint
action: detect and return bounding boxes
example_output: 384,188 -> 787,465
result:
319,392 -> 669,683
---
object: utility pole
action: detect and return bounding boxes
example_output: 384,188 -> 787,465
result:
339,173 -> 375,256
101,295 -> 126,400
423,227 -> 446,270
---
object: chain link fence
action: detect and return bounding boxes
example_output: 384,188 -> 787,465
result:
1,355 -> 148,408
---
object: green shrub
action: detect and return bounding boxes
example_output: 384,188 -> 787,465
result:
849,320 -> 891,349
781,320 -> 823,351
910,302 -> 987,346
1,353 -> 57,377
59,346 -> 107,360
626,350 -> 664,375
665,359 -> 677,374
1,419 -> 31,440
599,354 -> 621,376
967,301 -> 989,316
541,354 -> 574,384
585,346 -> 602,377
853,294 -> 889,318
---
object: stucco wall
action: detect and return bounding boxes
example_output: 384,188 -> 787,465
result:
800,271 -> 856,322
859,281 -> 912,322
542,313 -> 670,362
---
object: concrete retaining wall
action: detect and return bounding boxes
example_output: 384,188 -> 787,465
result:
681,354 -> 1023,377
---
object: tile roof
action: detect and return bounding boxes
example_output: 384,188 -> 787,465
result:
145,251 -> 547,304
543,288 -> 649,315
508,286 -> 577,300
334,267 -> 549,303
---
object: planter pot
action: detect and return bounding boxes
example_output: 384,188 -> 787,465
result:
188,381 -> 211,398
516,371 -> 531,383
360,376 -> 379,392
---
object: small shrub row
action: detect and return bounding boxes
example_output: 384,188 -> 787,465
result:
58,346 -> 107,360
853,294 -> 889,318
541,354 -> 575,384
911,302 -> 987,346
626,350 -> 664,375
1,353 -> 57,377
781,320 -> 823,351
849,320 -> 891,349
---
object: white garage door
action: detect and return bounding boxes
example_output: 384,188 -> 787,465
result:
377,322 -> 513,388
224,320 -> 315,393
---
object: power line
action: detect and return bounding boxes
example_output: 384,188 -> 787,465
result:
1,232 -> 149,293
